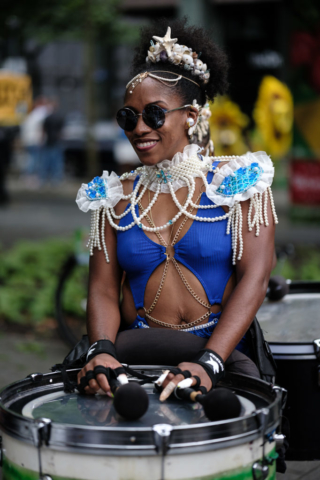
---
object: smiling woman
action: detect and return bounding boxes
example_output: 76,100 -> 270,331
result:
75,17 -> 277,401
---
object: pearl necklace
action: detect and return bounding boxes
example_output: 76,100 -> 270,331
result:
87,153 -> 278,264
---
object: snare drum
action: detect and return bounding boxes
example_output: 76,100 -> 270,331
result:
258,280 -> 320,460
0,368 -> 282,480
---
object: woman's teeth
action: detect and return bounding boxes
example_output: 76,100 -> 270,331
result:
136,141 -> 157,148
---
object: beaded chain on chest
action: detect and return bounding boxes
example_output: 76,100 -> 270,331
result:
138,187 -> 213,330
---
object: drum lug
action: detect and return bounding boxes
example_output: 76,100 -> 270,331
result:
153,424 -> 173,456
28,373 -> 44,383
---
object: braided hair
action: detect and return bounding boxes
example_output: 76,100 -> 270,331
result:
130,17 -> 229,107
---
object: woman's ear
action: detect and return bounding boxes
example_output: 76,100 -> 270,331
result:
185,107 -> 199,133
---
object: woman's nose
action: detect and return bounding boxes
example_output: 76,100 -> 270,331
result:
134,114 -> 152,134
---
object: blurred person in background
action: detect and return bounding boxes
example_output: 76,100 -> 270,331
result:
0,126 -> 17,206
41,99 -> 65,185
20,96 -> 51,188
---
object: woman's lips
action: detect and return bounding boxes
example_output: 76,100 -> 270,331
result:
135,140 -> 158,152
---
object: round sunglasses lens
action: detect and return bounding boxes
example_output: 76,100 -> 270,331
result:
143,105 -> 165,129
116,109 -> 137,131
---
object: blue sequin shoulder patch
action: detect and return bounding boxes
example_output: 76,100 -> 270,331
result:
216,162 -> 264,197
85,176 -> 108,201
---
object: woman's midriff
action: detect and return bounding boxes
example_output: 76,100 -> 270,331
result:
120,264 -> 236,329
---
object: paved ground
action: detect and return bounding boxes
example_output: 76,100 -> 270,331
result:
0,178 -> 320,479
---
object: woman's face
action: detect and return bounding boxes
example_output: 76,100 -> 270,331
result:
123,78 -> 197,166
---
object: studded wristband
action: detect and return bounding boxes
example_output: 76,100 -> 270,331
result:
192,349 -> 225,387
86,339 -> 117,363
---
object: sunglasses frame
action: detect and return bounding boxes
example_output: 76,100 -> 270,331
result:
116,103 -> 192,131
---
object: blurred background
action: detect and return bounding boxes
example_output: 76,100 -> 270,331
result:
0,1 -> 320,477
0,0 -> 320,392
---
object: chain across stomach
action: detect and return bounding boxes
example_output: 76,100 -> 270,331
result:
121,260 -> 236,328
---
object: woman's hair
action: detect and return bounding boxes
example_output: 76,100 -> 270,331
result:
130,17 -> 229,106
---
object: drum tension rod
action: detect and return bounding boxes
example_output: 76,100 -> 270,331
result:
153,424 -> 173,480
252,408 -> 270,480
31,418 -> 52,480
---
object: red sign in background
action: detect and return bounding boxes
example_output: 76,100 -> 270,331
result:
290,160 -> 320,205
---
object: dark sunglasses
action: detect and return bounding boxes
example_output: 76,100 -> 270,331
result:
116,103 -> 191,132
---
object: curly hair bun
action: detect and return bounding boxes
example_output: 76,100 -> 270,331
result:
131,17 -> 229,106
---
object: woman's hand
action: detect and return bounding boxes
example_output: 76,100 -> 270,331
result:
77,354 -> 124,396
160,362 -> 212,401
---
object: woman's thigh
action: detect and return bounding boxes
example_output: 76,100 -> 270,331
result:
115,329 -> 260,379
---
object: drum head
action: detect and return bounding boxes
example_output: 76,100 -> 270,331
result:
21,384 -> 255,428
0,369 -> 282,455
258,291 -> 320,343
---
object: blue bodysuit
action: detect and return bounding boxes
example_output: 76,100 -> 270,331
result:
117,160 -> 250,355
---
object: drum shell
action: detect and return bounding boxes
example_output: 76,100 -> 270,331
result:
1,431 -> 277,480
270,343 -> 320,461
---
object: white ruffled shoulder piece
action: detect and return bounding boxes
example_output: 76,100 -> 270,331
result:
206,151 -> 274,207
142,143 -> 204,193
76,171 -> 123,213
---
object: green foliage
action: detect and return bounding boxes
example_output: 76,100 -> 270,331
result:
0,239 -> 73,325
0,0 -> 139,45
272,245 -> 320,281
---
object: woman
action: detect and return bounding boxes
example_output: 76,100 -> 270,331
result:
76,19 -> 277,400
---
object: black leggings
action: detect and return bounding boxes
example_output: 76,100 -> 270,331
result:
115,329 -> 260,379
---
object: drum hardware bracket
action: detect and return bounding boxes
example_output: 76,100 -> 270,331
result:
31,418 -> 52,480
312,340 -> 320,386
272,385 -> 287,410
273,433 -> 285,449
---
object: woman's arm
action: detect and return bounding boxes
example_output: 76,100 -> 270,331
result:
77,215 -> 124,395
204,196 -> 275,360
160,193 -> 276,398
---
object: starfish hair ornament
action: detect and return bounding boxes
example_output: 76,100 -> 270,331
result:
152,27 -> 178,56
146,26 -> 211,84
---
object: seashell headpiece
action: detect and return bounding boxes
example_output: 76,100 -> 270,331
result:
146,27 -> 210,84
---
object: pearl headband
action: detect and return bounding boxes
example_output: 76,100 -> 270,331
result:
126,71 -> 200,94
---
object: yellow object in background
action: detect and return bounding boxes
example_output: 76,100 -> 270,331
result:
294,98 -> 320,158
0,73 -> 32,126
253,76 -> 293,158
209,96 -> 249,156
